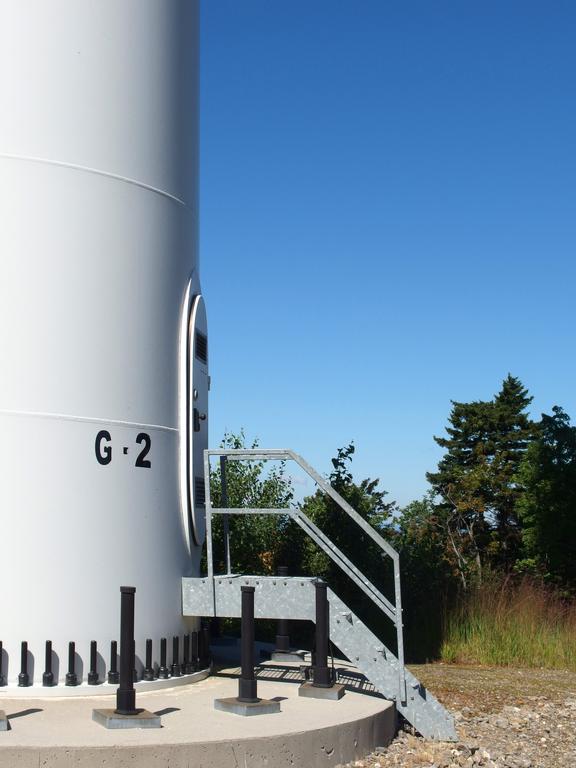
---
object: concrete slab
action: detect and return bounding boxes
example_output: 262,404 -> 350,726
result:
299,681 -> 346,700
0,659 -> 396,768
214,696 -> 281,716
270,650 -> 306,663
92,708 -> 162,729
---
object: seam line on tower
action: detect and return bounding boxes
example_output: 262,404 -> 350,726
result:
0,153 -> 187,207
0,408 -> 178,433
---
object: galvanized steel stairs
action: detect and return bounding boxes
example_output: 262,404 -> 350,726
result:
182,575 -> 456,741
186,447 -> 457,742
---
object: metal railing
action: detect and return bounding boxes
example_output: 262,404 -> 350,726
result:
203,448 -> 406,702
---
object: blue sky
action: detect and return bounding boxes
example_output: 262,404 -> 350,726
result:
200,1 -> 576,507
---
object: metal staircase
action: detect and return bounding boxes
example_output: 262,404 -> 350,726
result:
182,449 -> 456,742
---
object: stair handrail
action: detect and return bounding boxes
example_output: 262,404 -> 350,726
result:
203,447 -> 406,702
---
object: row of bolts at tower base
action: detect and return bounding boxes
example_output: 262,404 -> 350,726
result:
0,630 -> 212,688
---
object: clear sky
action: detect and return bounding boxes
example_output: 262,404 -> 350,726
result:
199,1 -> 576,507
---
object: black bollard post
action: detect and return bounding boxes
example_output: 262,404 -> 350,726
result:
275,566 -> 291,653
171,635 -> 182,677
93,586 -> 161,728
313,581 -> 331,687
133,640 -> 138,683
0,642 -> 5,729
158,637 -> 170,679
0,641 -> 5,730
183,634 -> 191,674
200,622 -> 211,669
108,640 -> 119,684
214,584 -> 280,715
143,639 -> 155,681
18,641 -> 29,687
191,631 -> 199,672
115,586 -> 137,715
43,640 -> 54,686
88,640 -> 99,685
65,641 -> 78,686
198,625 -> 205,668
298,580 -> 344,700
238,586 -> 257,702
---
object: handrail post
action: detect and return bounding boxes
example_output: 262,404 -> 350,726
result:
204,449 -> 215,613
220,455 -> 231,575
393,554 -> 406,703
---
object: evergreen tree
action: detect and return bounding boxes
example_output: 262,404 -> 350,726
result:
516,406 -> 576,588
490,376 -> 535,561
427,375 -> 535,579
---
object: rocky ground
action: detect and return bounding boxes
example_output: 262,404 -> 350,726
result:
343,665 -> 576,768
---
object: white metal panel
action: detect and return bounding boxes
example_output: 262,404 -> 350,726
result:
0,0 -> 198,205
0,0 -> 202,688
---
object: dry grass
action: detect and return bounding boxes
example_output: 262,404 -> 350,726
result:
440,576 -> 576,671
408,662 -> 576,713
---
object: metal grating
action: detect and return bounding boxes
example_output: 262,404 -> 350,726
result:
194,476 -> 206,506
195,331 -> 208,364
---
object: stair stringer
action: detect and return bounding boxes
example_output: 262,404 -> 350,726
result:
326,588 -> 456,741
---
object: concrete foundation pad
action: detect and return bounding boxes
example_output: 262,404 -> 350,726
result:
0,659 -> 396,767
92,708 -> 162,729
0,712 -> 7,732
299,681 -> 346,700
270,650 -> 306,663
214,696 -> 281,716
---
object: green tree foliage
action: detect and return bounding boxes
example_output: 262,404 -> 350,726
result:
208,431 -> 295,575
516,406 -> 576,588
427,375 -> 535,583
300,443 -> 397,576
392,492 -> 457,660
208,385 -> 576,666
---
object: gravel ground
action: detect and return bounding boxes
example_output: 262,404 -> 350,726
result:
342,665 -> 576,768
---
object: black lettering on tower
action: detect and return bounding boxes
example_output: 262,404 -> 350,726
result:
135,433 -> 152,468
95,430 -> 112,465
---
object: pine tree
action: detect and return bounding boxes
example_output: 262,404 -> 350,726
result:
426,398 -> 495,583
427,375 -> 535,580
516,406 -> 576,588
490,375 -> 534,562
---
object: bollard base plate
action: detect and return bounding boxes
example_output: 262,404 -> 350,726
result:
214,697 -> 281,716
0,711 -> 8,731
270,650 -> 306,663
298,681 -> 346,700
92,709 -> 162,729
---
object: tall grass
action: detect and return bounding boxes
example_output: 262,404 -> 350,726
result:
441,576 -> 576,671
